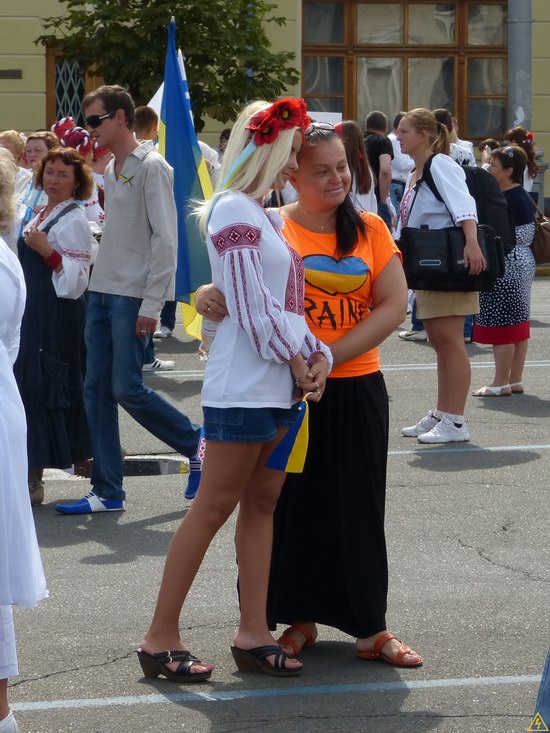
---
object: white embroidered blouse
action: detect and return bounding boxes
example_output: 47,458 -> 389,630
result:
202,191 -> 332,409
396,153 -> 478,238
24,199 -> 93,300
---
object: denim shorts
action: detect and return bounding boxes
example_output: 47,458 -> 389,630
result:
203,404 -> 300,443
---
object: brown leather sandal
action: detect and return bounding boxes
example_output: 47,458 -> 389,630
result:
277,623 -> 317,657
356,631 -> 423,667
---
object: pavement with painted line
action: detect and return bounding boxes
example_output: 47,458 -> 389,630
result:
13,278 -> 550,732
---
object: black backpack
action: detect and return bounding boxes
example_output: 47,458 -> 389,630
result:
421,156 -> 516,254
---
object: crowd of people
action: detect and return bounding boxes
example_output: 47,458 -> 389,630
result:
0,85 -> 543,728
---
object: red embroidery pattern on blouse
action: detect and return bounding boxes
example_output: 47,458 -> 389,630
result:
283,241 -> 305,315
211,223 -> 261,254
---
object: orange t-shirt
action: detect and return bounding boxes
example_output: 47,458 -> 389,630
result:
282,212 -> 401,378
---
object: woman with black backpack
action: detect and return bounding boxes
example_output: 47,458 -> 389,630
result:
396,108 -> 485,443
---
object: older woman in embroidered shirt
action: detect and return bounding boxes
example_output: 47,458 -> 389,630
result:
15,147 -> 93,505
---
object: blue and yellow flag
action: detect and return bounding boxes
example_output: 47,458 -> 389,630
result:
265,398 -> 310,473
159,19 -> 213,339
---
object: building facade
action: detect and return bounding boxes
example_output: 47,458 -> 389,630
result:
1,0 -> 549,193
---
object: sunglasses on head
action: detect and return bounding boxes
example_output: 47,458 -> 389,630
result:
85,112 -> 114,129
305,121 -> 335,136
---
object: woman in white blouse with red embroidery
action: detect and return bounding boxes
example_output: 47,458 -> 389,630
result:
139,99 -> 332,682
15,147 -> 93,505
396,108 -> 485,444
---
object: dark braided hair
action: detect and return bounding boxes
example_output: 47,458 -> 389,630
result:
302,125 -> 366,256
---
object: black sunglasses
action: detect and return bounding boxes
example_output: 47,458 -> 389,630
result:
85,112 -> 114,129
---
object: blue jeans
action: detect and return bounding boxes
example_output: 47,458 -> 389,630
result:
533,646 -> 550,727
390,180 -> 405,215
85,293 -> 200,500
160,300 -> 177,331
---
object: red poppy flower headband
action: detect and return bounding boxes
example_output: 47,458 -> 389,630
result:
216,98 -> 311,193
245,98 -> 311,146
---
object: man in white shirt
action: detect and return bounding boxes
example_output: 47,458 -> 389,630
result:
55,85 -> 201,515
388,112 -> 414,214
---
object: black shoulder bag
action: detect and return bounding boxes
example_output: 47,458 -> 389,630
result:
399,156 -> 505,292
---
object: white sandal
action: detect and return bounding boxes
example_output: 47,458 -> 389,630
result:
510,381 -> 524,394
472,384 -> 511,397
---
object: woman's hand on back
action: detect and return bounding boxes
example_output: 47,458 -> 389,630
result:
195,284 -> 228,322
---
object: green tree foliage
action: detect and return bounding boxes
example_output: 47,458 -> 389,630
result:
38,0 -> 300,131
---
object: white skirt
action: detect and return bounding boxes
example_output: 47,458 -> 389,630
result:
0,606 -> 17,679
0,352 -> 48,610
0,240 -> 47,609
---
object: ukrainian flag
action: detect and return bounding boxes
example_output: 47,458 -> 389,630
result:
266,397 -> 310,473
159,18 -> 213,339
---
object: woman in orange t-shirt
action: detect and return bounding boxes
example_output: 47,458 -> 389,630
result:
266,125 -> 422,667
197,125 -> 422,667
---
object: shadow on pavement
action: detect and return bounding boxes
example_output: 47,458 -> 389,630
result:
32,508 -> 187,564
135,641 -> 440,733
472,393 -> 550,418
407,446 -> 541,472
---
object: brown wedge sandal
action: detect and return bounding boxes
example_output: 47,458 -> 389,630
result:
231,645 -> 303,677
136,648 -> 213,683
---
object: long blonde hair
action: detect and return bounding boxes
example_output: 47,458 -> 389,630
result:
197,100 -> 298,233
0,148 -> 17,233
405,108 -> 450,156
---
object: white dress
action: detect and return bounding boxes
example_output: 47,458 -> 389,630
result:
0,236 -> 48,609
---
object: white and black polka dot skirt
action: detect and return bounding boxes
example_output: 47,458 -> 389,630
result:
474,224 -> 536,344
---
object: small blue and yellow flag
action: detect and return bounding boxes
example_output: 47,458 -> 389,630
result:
266,397 -> 310,473
159,19 -> 213,339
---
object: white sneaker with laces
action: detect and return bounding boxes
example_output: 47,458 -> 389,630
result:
153,325 -> 173,339
398,329 -> 428,342
143,358 -> 175,372
401,410 -> 439,437
417,416 -> 470,444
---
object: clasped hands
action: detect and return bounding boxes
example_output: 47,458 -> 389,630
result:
195,284 -> 328,402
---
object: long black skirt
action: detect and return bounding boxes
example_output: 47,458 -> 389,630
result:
267,371 -> 389,639
14,238 -> 90,470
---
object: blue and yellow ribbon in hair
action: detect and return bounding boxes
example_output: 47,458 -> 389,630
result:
265,396 -> 310,473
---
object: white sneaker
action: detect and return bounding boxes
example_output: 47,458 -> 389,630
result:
398,329 -> 428,342
153,325 -> 173,339
417,415 -> 470,444
143,358 -> 175,372
401,410 -> 439,437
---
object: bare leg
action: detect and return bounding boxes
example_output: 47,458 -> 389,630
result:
509,340 -> 529,385
141,433 -> 299,672
0,678 -> 8,722
231,431 -> 300,669
424,316 -> 471,415
140,440 -> 266,672
492,344 -> 515,386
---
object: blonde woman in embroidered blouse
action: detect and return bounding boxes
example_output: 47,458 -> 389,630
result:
396,108 -> 485,444
139,99 -> 331,683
